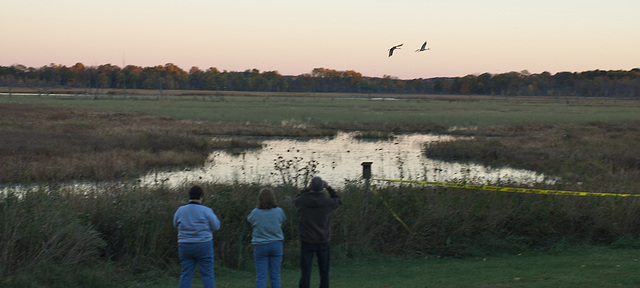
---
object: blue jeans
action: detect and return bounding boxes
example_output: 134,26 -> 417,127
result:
299,242 -> 330,288
253,240 -> 283,288
178,241 -> 215,288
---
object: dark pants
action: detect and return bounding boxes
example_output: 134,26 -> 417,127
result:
299,241 -> 330,288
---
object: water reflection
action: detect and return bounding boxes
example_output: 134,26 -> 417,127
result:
140,132 -> 554,189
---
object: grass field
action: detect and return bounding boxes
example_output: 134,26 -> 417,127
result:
4,90 -> 640,128
125,246 -> 640,288
3,90 -> 640,287
224,247 -> 640,288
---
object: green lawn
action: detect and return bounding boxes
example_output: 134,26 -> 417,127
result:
141,246 -> 640,288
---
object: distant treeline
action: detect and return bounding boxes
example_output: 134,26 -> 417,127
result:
2,63 -> 640,97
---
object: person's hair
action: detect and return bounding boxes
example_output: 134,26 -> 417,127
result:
189,185 -> 204,200
257,188 -> 278,209
310,176 -> 324,191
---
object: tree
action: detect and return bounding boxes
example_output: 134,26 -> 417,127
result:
1,63 -> 639,97
188,66 -> 205,90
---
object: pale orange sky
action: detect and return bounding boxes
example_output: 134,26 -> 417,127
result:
2,0 -> 639,79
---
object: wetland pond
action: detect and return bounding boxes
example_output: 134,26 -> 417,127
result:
140,132 -> 554,189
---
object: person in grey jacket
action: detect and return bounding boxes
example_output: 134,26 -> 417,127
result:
173,185 -> 221,288
293,176 -> 342,288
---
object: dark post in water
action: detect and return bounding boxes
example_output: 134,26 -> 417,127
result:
362,162 -> 372,219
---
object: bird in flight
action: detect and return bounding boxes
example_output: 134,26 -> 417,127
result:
388,44 -> 403,57
415,41 -> 430,52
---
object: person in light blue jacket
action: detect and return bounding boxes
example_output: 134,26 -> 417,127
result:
174,185 -> 221,288
247,188 -> 286,288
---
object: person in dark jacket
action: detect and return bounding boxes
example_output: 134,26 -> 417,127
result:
293,176 -> 342,288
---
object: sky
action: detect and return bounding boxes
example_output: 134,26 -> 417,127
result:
2,0 -> 639,80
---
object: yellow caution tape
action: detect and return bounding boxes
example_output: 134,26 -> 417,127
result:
372,178 -> 640,197
370,187 -> 414,234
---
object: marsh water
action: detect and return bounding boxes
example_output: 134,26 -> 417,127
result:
139,132 -> 553,189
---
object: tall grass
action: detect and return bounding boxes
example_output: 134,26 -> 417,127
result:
4,180 -> 640,286
425,121 -> 640,194
0,187 -> 106,284
0,104 -> 289,184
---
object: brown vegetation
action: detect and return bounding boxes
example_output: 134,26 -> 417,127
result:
0,101 -> 453,184
426,121 -> 640,194
0,103 -> 308,183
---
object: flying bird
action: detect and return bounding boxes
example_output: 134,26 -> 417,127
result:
388,44 -> 403,57
415,41 -> 430,52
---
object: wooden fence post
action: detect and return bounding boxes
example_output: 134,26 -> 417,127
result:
362,162 -> 372,219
